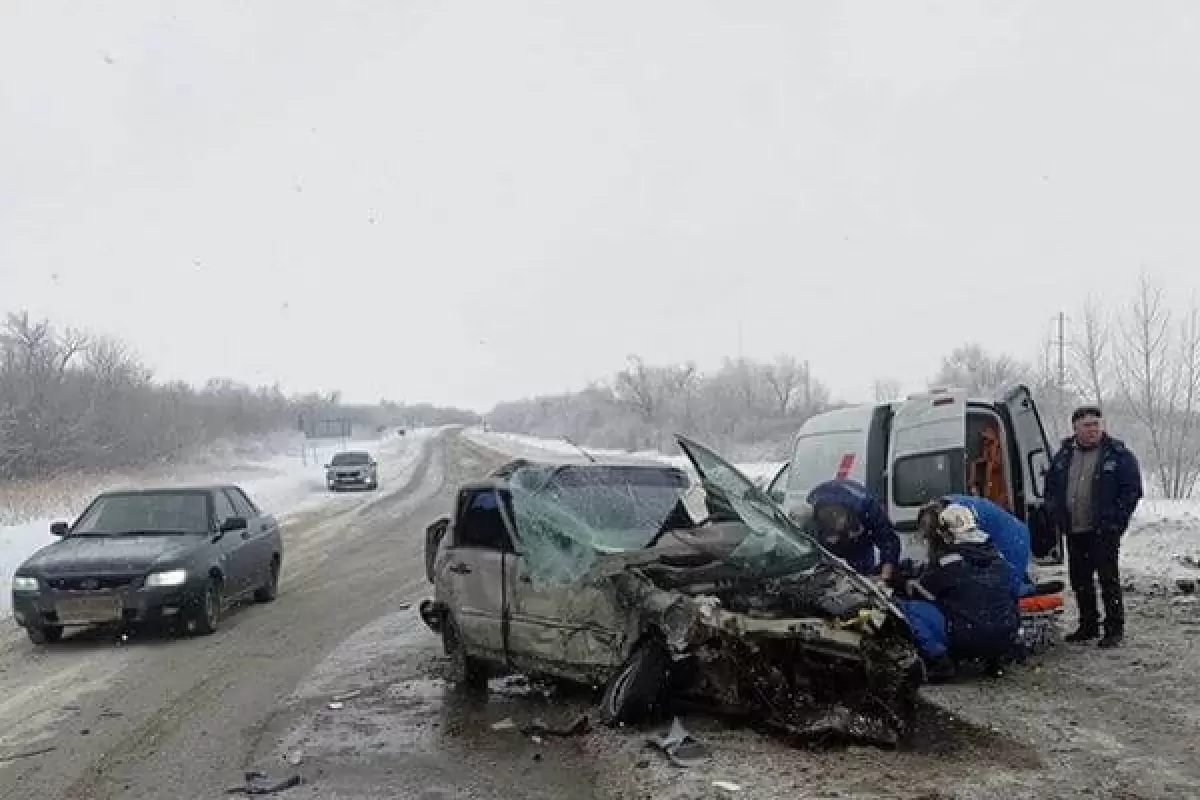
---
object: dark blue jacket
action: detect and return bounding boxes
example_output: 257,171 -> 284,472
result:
921,540 -> 1019,656
943,494 -> 1033,598
806,479 -> 901,574
1044,435 -> 1143,535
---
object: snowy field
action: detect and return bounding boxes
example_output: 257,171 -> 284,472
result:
0,428 -> 437,613
466,429 -> 1200,586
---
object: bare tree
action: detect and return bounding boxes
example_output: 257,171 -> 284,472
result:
1166,299 -> 1200,498
932,344 -> 1032,396
763,356 -> 806,416
1070,298 -> 1110,405
1113,275 -> 1200,498
873,378 -> 903,403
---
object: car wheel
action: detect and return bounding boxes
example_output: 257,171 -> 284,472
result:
443,615 -> 486,692
254,557 -> 280,603
599,639 -> 670,725
188,577 -> 222,636
27,625 -> 64,645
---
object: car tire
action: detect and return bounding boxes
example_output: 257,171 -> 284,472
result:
188,577 -> 222,636
599,639 -> 671,725
443,615 -> 486,692
254,557 -> 280,603
27,625 -> 64,645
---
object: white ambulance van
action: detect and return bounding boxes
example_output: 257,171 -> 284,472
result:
764,385 -> 1060,566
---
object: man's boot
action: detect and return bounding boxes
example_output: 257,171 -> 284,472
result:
1098,596 -> 1125,648
1065,591 -> 1100,642
925,654 -> 956,683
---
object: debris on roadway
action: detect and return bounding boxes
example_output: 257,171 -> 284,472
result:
225,770 -> 303,795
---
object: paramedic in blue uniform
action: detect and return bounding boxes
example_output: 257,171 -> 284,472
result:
934,494 -> 1034,598
803,478 -> 902,583
898,503 -> 1020,680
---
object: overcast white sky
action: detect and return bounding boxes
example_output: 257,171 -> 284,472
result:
3,1 -> 1199,411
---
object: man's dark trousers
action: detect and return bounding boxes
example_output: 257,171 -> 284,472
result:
1067,529 -> 1123,634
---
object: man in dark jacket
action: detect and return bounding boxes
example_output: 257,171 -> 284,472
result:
1044,406 -> 1143,648
803,478 -> 902,582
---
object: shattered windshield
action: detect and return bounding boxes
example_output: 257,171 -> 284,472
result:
675,436 -> 821,576
508,464 -> 690,583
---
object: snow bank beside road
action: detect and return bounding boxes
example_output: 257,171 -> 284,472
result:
1122,499 -> 1200,585
0,429 -> 436,614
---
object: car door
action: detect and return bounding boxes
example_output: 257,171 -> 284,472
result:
210,489 -> 249,595
439,488 -> 510,661
998,384 -> 1061,562
227,487 -> 276,588
886,389 -> 968,561
505,552 -> 626,679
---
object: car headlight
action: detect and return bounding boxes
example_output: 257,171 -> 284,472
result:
145,569 -> 188,588
12,575 -> 39,592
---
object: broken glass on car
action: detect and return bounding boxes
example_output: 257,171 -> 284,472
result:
507,464 -> 691,584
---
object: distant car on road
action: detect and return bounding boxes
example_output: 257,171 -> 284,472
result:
325,450 -> 379,491
10,486 -> 283,644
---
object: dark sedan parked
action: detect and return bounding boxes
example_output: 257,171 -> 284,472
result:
10,485 -> 283,644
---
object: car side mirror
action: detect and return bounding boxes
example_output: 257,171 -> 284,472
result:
324,463 -> 332,469
50,521 -> 70,537
220,516 -> 248,533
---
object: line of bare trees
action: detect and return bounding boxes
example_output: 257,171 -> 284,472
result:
487,276 -> 1200,497
927,274 -> 1200,499
486,355 -> 832,460
0,312 -> 477,481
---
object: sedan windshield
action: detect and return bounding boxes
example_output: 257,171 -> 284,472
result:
331,452 -> 371,466
72,492 -> 211,536
675,436 -> 821,577
508,464 -> 690,583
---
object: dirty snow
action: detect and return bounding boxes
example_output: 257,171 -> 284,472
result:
0,429 -> 437,614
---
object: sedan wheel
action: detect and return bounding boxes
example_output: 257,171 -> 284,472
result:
599,640 -> 670,724
254,558 -> 280,603
443,616 -> 486,692
188,578 -> 221,636
27,625 -> 64,645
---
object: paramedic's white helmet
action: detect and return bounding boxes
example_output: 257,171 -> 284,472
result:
939,503 -> 979,537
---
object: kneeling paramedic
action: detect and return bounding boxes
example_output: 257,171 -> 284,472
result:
898,503 -> 1020,680
931,494 -> 1034,598
802,479 -> 901,584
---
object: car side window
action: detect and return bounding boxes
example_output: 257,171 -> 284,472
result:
212,490 -> 238,525
226,489 -> 256,519
454,490 -> 514,552
893,450 -> 964,507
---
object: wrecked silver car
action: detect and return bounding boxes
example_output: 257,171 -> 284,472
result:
419,436 -> 923,744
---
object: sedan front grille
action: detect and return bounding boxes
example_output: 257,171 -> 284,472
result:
46,575 -> 137,591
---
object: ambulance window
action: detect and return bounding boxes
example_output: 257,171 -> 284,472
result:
893,450 -> 964,507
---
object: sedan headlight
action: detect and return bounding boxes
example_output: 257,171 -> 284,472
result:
145,569 -> 188,588
11,575 -> 39,592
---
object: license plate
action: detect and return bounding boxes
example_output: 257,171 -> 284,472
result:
56,595 -> 122,624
